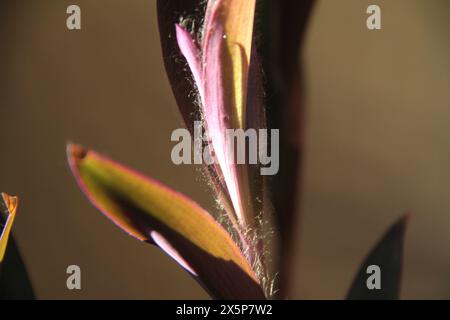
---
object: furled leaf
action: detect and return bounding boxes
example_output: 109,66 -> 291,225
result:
199,0 -> 257,229
347,215 -> 409,300
158,1 -> 238,235
67,144 -> 265,299
158,1 -> 254,258
0,193 -> 35,299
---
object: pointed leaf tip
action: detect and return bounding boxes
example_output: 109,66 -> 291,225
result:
347,214 -> 409,300
175,24 -> 204,104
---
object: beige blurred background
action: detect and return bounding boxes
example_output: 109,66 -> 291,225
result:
0,0 -> 449,299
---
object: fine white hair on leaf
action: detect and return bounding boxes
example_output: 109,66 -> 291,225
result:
175,1 -> 275,298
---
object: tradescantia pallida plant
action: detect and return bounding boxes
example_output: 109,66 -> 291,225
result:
67,0 -> 408,299
68,0 -> 269,298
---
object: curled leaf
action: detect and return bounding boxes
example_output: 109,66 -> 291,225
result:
0,193 -> 34,299
179,0 -> 258,229
347,215 -> 409,300
0,193 -> 17,263
67,144 -> 265,299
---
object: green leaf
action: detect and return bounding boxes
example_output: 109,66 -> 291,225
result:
0,193 -> 35,299
347,215 -> 409,300
67,144 -> 265,299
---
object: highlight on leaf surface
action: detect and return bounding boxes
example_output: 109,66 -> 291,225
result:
203,0 -> 256,129
347,215 -> 409,300
66,143 -> 265,299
